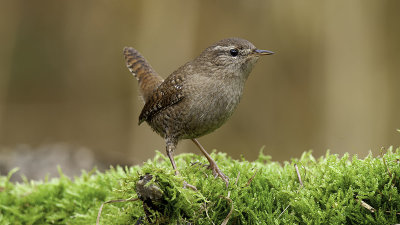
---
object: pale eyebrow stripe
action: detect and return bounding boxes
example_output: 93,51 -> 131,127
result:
212,45 -> 236,51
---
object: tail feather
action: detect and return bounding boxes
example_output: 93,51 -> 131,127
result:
123,47 -> 164,102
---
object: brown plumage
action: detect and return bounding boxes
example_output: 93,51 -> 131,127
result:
123,47 -> 163,102
123,38 -> 273,188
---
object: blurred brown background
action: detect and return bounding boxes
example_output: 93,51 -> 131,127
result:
1,0 -> 399,180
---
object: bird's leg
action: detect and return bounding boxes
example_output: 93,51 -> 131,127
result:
191,138 -> 229,187
166,139 -> 197,191
166,140 -> 179,175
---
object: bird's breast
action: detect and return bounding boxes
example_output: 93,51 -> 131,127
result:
180,75 -> 245,138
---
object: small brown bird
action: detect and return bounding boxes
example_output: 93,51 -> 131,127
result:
123,38 -> 273,187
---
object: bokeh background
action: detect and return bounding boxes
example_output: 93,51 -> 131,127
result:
1,0 -> 399,180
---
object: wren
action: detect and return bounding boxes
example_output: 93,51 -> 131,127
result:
123,37 -> 273,187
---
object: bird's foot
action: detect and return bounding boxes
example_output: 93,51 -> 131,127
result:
208,161 -> 229,188
190,139 -> 229,187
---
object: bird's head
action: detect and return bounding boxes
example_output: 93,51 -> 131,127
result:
196,37 -> 274,79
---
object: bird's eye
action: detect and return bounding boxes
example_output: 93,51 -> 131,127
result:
229,48 -> 239,57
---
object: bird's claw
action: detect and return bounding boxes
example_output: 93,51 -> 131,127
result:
208,162 -> 229,188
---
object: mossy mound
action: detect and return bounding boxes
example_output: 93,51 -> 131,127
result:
1,147 -> 399,224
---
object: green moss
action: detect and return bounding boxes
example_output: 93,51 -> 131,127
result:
1,147 -> 399,224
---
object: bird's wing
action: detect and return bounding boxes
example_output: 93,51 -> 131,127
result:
138,73 -> 185,124
123,47 -> 164,102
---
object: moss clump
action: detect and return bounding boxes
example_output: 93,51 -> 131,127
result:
1,147 -> 399,224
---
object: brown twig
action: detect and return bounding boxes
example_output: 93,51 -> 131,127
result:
245,169 -> 258,187
382,156 -> 392,178
356,197 -> 400,215
235,171 -> 240,186
302,165 -> 307,181
96,198 -> 139,225
357,198 -> 375,213
278,204 -> 290,218
183,181 -> 198,191
294,164 -> 303,187
221,192 -> 234,225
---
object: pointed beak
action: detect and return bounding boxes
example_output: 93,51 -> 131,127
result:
253,49 -> 274,55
